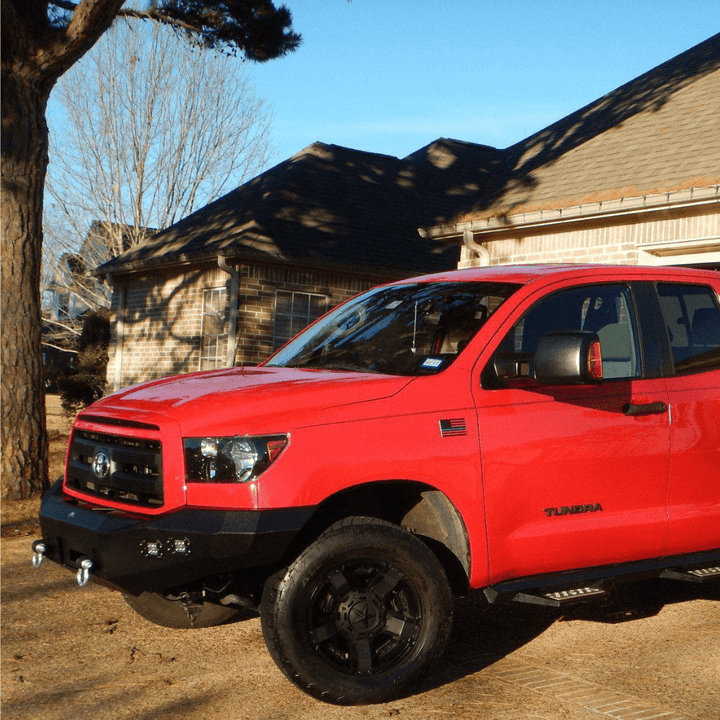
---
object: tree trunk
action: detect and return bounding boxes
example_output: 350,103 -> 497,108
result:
1,0 -> 131,500
1,71 -> 53,499
0,0 -> 294,499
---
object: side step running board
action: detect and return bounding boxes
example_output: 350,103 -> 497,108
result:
509,586 -> 607,608
660,565 -> 720,583
483,550 -> 720,608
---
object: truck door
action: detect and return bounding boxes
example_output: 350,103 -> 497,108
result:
474,282 -> 670,584
656,281 -> 720,555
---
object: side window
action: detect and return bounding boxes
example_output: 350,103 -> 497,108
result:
657,283 -> 720,374
484,284 -> 640,387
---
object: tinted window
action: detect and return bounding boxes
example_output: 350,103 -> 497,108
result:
657,283 -> 720,374
485,283 -> 640,387
266,282 -> 519,376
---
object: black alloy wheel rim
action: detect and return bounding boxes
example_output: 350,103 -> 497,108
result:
304,558 -> 424,676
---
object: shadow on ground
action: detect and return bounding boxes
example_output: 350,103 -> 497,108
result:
414,576 -> 720,697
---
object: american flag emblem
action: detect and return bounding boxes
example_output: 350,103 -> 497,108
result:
439,418 -> 467,437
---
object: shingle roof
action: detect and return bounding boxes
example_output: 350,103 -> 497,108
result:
453,32 -> 720,222
98,33 -> 719,276
98,139 -> 500,277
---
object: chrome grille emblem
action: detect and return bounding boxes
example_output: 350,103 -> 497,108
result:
92,450 -> 111,479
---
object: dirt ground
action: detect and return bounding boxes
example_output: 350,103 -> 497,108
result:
2,397 -> 719,720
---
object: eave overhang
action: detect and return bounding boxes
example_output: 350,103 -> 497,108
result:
94,246 -> 418,284
422,185 -> 720,241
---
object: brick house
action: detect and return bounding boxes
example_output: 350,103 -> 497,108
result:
422,33 -> 720,269
99,33 -> 719,389
98,140 -> 498,389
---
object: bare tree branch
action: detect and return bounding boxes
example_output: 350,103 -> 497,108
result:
44,17 -> 274,314
43,341 -> 80,354
44,316 -> 83,334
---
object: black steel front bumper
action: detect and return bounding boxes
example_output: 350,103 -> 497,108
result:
37,480 -> 316,594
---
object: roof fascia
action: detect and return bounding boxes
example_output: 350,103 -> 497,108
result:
423,185 -> 720,240
98,253 -> 415,284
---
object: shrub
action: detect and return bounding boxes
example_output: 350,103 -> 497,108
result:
57,310 -> 111,415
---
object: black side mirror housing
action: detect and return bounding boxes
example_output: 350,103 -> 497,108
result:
534,331 -> 603,385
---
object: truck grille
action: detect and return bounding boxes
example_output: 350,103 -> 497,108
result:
66,430 -> 163,507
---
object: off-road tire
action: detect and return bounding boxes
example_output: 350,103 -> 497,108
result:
123,591 -> 241,629
260,516 -> 453,704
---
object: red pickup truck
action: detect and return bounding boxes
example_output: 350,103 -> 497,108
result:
35,264 -> 720,704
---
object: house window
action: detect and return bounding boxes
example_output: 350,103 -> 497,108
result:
273,291 -> 327,349
199,288 -> 228,370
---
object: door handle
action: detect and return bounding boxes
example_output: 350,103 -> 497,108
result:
623,401 -> 667,416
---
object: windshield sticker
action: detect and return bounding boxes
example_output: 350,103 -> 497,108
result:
422,358 -> 444,369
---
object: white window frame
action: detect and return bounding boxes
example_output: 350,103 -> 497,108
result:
199,287 -> 228,371
273,290 -> 328,350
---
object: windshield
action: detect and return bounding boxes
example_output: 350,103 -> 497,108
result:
265,281 -> 519,375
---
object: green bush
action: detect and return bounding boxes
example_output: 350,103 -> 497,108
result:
57,310 -> 111,415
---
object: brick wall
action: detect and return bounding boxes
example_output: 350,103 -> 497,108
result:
458,205 -> 719,268
108,262 -> 380,389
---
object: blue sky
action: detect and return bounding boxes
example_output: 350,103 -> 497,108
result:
248,1 -> 720,163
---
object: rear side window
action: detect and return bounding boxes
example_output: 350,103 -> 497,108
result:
657,283 -> 720,374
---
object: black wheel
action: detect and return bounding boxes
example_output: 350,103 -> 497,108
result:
261,517 -> 453,705
123,591 -> 242,629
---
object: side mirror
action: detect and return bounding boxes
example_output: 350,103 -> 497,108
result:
534,331 -> 603,385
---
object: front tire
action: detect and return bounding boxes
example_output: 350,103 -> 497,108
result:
261,517 -> 453,704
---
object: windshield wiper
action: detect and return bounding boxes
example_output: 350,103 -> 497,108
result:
286,359 -> 384,374
318,362 -> 382,373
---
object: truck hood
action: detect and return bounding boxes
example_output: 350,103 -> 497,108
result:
86,367 -> 415,435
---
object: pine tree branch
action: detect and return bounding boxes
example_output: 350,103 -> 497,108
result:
42,1 -> 301,64
116,5 -> 204,36
29,0 -> 125,82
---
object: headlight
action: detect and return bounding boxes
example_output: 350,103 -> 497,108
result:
183,435 -> 288,483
